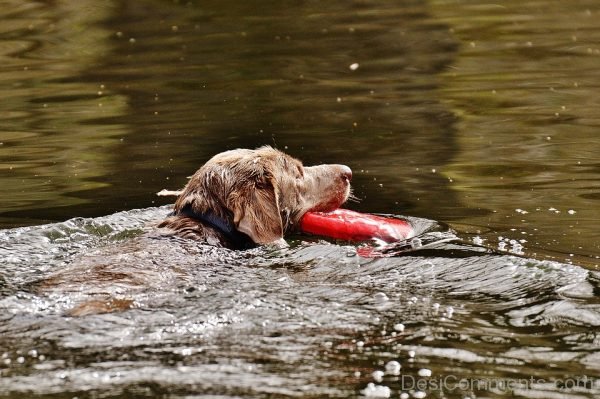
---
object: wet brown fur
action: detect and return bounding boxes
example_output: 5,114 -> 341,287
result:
158,146 -> 352,248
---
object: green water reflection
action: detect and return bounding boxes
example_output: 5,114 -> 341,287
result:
0,0 -> 598,267
432,0 -> 600,268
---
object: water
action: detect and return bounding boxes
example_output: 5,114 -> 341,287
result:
1,207 -> 598,397
1,0 -> 600,397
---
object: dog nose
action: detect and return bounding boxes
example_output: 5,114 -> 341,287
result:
339,165 -> 352,182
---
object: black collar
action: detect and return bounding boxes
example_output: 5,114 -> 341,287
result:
169,205 -> 255,249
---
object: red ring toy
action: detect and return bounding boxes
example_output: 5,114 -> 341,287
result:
300,209 -> 414,243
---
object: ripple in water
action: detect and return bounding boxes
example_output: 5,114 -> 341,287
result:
0,206 -> 598,398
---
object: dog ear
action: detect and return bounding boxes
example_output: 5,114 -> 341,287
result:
231,176 -> 284,245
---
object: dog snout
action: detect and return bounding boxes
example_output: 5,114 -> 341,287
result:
339,165 -> 352,182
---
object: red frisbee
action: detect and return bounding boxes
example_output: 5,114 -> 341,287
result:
299,209 -> 414,243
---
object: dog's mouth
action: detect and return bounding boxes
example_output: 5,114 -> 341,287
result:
286,164 -> 354,229
286,190 -> 350,232
304,181 -> 352,215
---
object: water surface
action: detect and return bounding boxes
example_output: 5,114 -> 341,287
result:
1,0 -> 600,397
1,207 -> 599,398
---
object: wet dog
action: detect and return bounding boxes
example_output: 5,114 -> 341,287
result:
158,146 -> 352,249
37,146 -> 353,315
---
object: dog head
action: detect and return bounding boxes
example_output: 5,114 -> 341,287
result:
171,146 -> 352,246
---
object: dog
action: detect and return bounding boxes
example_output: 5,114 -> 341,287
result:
158,146 -> 353,249
36,147 -> 352,315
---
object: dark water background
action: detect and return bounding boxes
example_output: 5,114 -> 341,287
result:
1,0 -> 600,398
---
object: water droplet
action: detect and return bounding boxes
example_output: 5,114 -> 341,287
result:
418,368 -> 432,377
385,360 -> 401,375
361,382 -> 391,398
374,292 -> 389,302
349,63 -> 359,70
372,370 -> 384,382
181,348 -> 193,356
